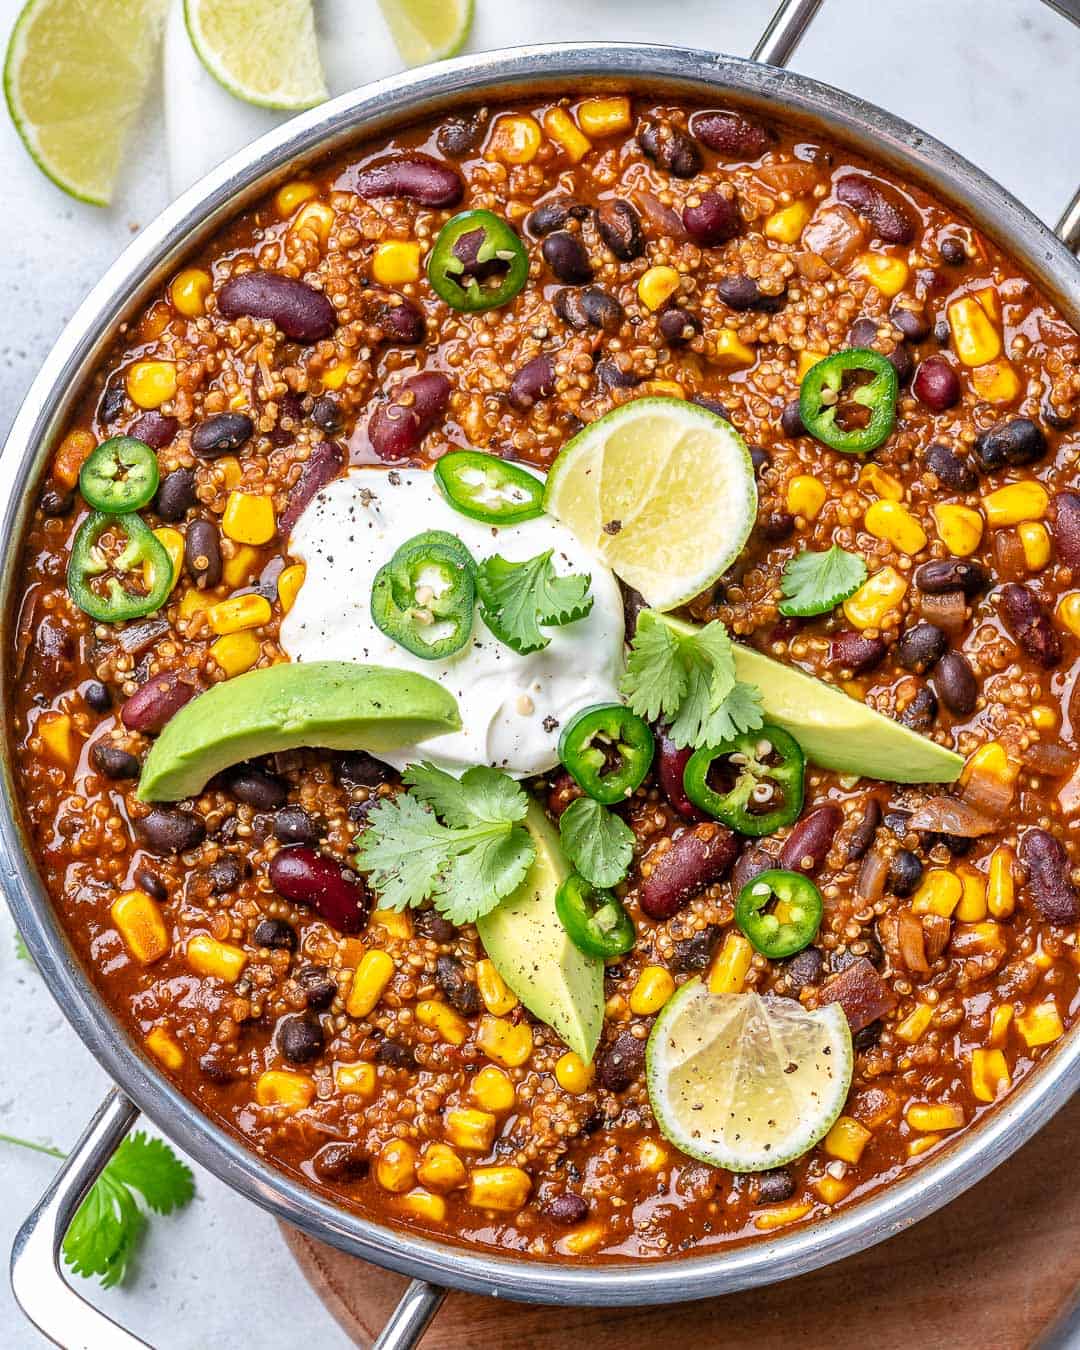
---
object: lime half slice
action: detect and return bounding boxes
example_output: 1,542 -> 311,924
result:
543,398 -> 757,612
4,0 -> 168,205
184,0 -> 327,110
647,981 -> 853,1172
377,0 -> 473,66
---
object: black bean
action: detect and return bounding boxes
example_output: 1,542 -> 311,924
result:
932,651 -> 978,715
155,467 -> 197,522
924,442 -> 977,492
915,559 -> 989,598
853,1021 -> 883,1051
848,317 -> 880,348
756,1169 -> 796,1204
888,849 -> 923,897
846,798 -> 882,862
896,622 -> 948,673
226,764 -> 288,809
138,808 -> 206,855
253,917 -> 297,951
542,231 -> 593,285
191,412 -> 254,458
334,751 -> 394,789
596,1029 -> 646,1092
716,274 -> 784,312
436,113 -> 486,158
672,927 -> 721,972
278,1013 -> 324,1064
657,307 -> 701,346
999,582 -> 1062,668
554,285 -> 623,332
41,488 -> 74,516
184,518 -> 222,590
84,681 -> 112,713
973,418 -> 1047,472
374,1037 -> 417,1069
940,236 -> 967,265
134,866 -> 167,901
890,303 -> 931,342
783,948 -> 824,990
899,685 -> 938,733
526,196 -> 588,237
761,510 -> 794,541
359,290 -> 425,346
638,120 -> 701,177
297,964 -> 338,1010
508,354 -> 556,411
595,360 -> 639,393
749,446 -> 769,474
691,394 -> 731,420
596,199 -> 644,260
435,955 -> 479,1016
312,1142 -> 369,1182
682,190 -> 741,247
274,806 -> 320,846
90,743 -> 140,780
99,384 -> 126,424
780,399 -> 805,438
887,343 -> 914,385
311,395 -> 341,431
208,855 -> 245,893
544,1193 -> 589,1226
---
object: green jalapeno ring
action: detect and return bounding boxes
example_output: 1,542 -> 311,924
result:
428,209 -> 529,313
555,873 -> 636,959
683,725 -> 805,837
79,436 -> 160,513
371,531 -> 477,661
434,450 -> 545,525
735,868 -> 824,959
558,703 -> 655,805
67,511 -> 173,623
798,348 -> 899,454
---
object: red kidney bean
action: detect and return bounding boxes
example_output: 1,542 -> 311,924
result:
915,558 -> 989,597
835,173 -> 917,244
270,845 -> 369,934
368,372 -> 452,462
999,582 -> 1062,668
184,518 -> 222,590
218,271 -> 336,341
682,190 -> 741,247
349,153 -> 463,207
731,843 -> 774,892
912,355 -> 961,411
355,288 -> 425,346
554,286 -> 623,332
657,729 -> 705,822
544,1193 -> 590,1226
1051,492 -> 1080,568
638,120 -> 701,177
138,808 -> 206,855
716,274 -> 784,313
542,231 -> 593,284
640,823 -> 737,920
896,622 -> 948,673
1020,828 -> 1080,925
155,467 -> 197,522
191,412 -> 253,457
595,1029 -> 646,1091
122,671 -> 200,735
846,798 -> 882,862
596,199 -> 644,261
829,631 -> 886,674
658,307 -> 701,346
780,804 -> 842,876
279,440 -> 344,537
129,411 -> 179,449
821,956 -> 897,1031
508,354 -> 555,411
932,650 -> 978,715
924,441 -> 977,491
688,109 -> 772,159
547,771 -> 583,819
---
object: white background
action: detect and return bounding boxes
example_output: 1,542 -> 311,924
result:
2,1 -> 1079,1345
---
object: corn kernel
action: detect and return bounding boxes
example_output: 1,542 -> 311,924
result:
1011,522 -> 1050,577
211,631 -> 261,677
376,1139 -> 418,1193
843,566 -> 907,630
960,740 -> 1018,791
371,907 -> 412,940
852,251 -> 910,297
179,589 -> 214,621
145,1026 -> 184,1071
1031,703 -> 1058,731
149,527 -> 184,594
559,1222 -> 606,1255
975,286 -> 1001,322
187,933 -> 247,983
417,1143 -> 467,1192
763,199 -> 812,244
576,96 -> 632,137
277,563 -> 306,614
275,179 -> 318,216
53,429 -> 97,487
859,463 -> 904,501
446,1107 -> 497,1152
467,1165 -> 531,1211
38,711 -> 78,768
814,1175 -> 852,1206
372,240 -> 421,286
476,958 -> 518,1015
906,1102 -> 965,1132
971,1048 -> 1011,1103
953,921 -> 1005,958
1057,592 -> 1080,639
256,1070 -> 315,1112
555,1051 -> 594,1095
709,932 -> 754,994
346,949 -> 395,1018
223,491 -> 276,545
956,864 -> 988,922
638,265 -> 680,312
399,1189 -> 447,1223
206,593 -> 272,636
636,379 -> 685,398
931,503 -> 984,557
986,845 -> 1016,919
216,454 -> 244,490
334,1062 -> 377,1099
111,890 -> 170,964
895,1002 -> 935,1043
629,965 -> 676,1015
1017,1000 -> 1064,1048
907,1133 -> 941,1158
416,999 -> 469,1046
864,499 -> 928,555
911,869 -> 962,918
972,360 -> 1021,404
223,544 -> 260,590
713,329 -> 756,369
981,481 -> 1048,528
291,200 -> 334,248
754,1201 -> 813,1231
823,1115 -> 872,1164
170,268 -> 212,318
637,1139 -> 669,1172
543,106 -> 591,162
477,1014 -> 533,1068
320,360 -> 353,391
127,360 -> 177,410
786,474 -> 826,521
472,1066 -> 515,1113
990,1004 -> 1014,1047
948,295 -> 1001,367
488,114 -> 542,164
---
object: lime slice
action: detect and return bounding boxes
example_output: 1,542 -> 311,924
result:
184,0 -> 327,110
646,981 -> 853,1172
4,0 -> 168,205
377,0 -> 473,66
543,399 -> 757,612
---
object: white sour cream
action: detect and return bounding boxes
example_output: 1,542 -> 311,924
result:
280,467 -> 625,776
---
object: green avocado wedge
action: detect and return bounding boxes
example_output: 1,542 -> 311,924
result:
137,662 -> 460,802
477,798 -> 604,1063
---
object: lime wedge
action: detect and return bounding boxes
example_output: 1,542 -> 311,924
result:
4,0 -> 168,205
543,399 -> 757,612
646,981 -> 853,1172
377,0 -> 473,66
184,0 -> 327,110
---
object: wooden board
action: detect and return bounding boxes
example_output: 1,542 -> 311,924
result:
281,1095 -> 1080,1350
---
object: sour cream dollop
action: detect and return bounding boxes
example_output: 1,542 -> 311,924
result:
280,467 -> 625,776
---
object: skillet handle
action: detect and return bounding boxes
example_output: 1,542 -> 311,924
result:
9,1087 -> 150,1350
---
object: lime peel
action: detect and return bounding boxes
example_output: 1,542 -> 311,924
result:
377,0 -> 473,66
184,0 -> 327,111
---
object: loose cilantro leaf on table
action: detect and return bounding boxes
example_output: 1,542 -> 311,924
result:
621,609 -> 763,750
476,550 -> 593,654
354,762 -> 536,924
778,545 -> 867,617
559,796 -> 635,889
14,930 -> 33,964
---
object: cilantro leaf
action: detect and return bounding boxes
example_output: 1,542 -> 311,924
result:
778,545 -> 867,617
14,930 -> 33,965
106,1133 -> 196,1214
354,763 -> 536,925
559,796 -> 635,888
476,550 -> 593,654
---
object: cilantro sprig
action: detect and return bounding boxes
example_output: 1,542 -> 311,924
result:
559,796 -> 635,888
2,1130 -> 194,1287
476,550 -> 593,654
354,762 -> 536,924
620,610 -> 763,750
778,545 -> 867,617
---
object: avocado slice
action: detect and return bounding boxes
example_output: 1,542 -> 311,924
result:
137,662 -> 460,802
476,798 -> 604,1063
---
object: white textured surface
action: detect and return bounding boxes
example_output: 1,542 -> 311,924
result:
1,1 -> 1079,1345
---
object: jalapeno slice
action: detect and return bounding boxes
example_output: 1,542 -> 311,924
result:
683,725 -> 805,837
428,209 -> 529,313
434,450 -> 545,525
735,869 -> 823,958
558,703 -> 655,805
555,873 -> 636,958
371,530 -> 476,660
79,436 -> 160,512
67,511 -> 174,623
799,348 -> 898,454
